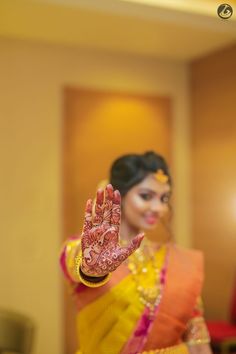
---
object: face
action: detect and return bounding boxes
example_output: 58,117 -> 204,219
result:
121,173 -> 171,232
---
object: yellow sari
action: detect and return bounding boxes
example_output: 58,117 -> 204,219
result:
60,240 -> 209,354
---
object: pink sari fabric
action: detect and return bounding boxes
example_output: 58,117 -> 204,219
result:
121,244 -> 204,353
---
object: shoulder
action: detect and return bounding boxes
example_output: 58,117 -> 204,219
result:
168,243 -> 205,283
170,243 -> 203,264
165,244 -> 205,299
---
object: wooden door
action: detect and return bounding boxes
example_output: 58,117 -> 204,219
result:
191,44 -> 236,320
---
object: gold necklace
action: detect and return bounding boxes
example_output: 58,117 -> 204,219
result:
126,239 -> 167,317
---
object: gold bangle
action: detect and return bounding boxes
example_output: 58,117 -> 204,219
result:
78,270 -> 111,288
75,253 -> 111,288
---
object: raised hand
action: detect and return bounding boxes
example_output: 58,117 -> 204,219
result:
80,184 -> 144,277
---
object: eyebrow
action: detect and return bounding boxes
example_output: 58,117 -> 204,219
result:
138,188 -> 155,193
138,188 -> 170,195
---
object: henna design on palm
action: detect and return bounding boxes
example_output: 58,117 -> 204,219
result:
81,184 -> 144,277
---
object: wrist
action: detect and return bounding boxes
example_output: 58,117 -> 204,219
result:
78,267 -> 111,287
79,267 -> 109,283
81,260 -> 108,278
80,262 -> 100,277
75,253 -> 111,287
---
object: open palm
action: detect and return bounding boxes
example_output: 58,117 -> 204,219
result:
81,184 -> 144,277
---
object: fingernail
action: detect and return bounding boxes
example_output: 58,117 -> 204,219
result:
114,190 -> 121,203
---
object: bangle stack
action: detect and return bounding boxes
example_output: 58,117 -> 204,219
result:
75,253 -> 111,288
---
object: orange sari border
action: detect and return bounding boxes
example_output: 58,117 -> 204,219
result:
144,244 -> 204,350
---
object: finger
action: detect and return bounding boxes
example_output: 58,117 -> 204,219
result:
93,189 -> 104,226
82,198 -> 93,233
121,233 -> 144,258
111,190 -> 121,230
103,184 -> 114,225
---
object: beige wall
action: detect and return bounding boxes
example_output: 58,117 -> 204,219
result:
0,38 -> 190,354
191,44 -> 236,320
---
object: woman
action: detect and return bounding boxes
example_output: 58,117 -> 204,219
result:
60,151 -> 211,354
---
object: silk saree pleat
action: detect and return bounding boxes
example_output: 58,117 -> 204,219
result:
77,274 -> 144,354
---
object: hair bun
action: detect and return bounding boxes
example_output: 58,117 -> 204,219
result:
143,151 -> 156,157
110,151 -> 171,196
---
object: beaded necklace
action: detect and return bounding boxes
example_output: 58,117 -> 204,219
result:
125,238 -> 169,319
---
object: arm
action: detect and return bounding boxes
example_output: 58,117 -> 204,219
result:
59,184 -> 144,288
183,298 -> 212,354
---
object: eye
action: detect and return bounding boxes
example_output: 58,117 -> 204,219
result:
139,193 -> 152,201
161,194 -> 170,204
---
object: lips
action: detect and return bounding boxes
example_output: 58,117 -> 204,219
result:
144,214 -> 158,225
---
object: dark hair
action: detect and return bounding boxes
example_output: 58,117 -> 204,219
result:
110,151 -> 171,196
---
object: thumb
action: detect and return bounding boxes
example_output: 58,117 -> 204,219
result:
130,232 -> 144,251
117,233 -> 144,263
122,232 -> 144,258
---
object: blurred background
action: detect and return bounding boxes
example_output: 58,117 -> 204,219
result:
0,0 -> 236,353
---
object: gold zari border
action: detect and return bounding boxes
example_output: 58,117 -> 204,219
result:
184,316 -> 210,346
